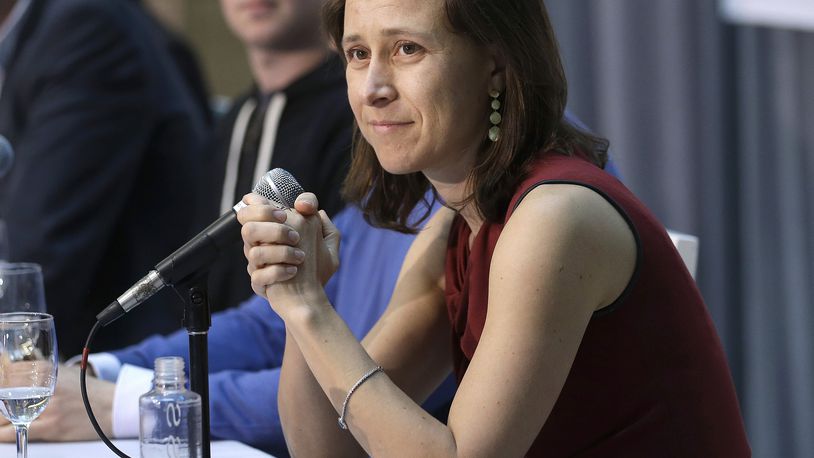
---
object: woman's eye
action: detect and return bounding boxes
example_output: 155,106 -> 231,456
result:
398,43 -> 421,56
346,48 -> 369,61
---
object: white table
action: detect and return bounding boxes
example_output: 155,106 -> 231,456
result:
0,439 -> 273,457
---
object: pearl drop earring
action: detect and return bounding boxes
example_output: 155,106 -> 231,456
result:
488,89 -> 502,142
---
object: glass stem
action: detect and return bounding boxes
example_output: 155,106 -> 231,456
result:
15,425 -> 28,458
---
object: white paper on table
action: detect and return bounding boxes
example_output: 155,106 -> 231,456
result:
0,439 -> 274,457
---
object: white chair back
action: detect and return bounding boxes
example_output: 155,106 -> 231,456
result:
667,229 -> 699,279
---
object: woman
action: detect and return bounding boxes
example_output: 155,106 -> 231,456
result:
237,0 -> 750,455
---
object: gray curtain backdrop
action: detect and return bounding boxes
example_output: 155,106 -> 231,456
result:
546,1 -> 814,456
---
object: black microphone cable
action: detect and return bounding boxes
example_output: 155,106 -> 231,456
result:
80,321 -> 131,458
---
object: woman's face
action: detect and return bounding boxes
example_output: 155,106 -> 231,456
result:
342,0 -> 501,183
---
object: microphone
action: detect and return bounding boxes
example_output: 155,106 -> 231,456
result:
0,135 -> 13,178
96,168 -> 304,326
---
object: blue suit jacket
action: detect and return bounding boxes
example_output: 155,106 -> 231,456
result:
0,0 -> 210,355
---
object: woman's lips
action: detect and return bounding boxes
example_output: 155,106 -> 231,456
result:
369,121 -> 414,133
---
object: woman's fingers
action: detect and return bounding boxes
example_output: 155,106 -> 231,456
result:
236,192 -> 334,299
241,221 -> 300,247
294,192 -> 319,216
241,192 -> 272,207
246,247 -> 301,297
250,264 -> 299,289
243,231 -> 306,296
237,198 -> 288,225
247,244 -> 305,268
319,210 -> 340,254
318,210 -> 341,283
236,193 -> 320,299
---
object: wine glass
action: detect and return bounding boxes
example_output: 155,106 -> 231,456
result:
0,263 -> 47,314
0,313 -> 58,458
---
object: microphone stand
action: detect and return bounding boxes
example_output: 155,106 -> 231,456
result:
176,276 -> 212,458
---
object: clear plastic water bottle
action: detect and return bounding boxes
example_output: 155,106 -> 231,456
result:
139,357 -> 202,458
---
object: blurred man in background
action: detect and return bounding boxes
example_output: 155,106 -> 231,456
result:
0,0 -> 211,356
204,0 -> 353,311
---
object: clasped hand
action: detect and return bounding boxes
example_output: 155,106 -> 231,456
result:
237,192 -> 340,312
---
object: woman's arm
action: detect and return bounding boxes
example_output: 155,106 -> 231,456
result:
282,207 -> 456,456
238,194 -> 456,455
445,184 -> 635,455
240,184 -> 635,456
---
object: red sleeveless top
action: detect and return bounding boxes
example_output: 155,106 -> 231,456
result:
445,154 -> 750,457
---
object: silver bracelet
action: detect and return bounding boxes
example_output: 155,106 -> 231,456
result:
338,366 -> 384,430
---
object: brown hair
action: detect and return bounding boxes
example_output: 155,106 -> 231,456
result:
324,0 -> 608,232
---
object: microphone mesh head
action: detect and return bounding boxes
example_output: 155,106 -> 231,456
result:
253,168 -> 304,209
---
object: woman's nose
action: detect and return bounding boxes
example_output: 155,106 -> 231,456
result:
363,60 -> 397,107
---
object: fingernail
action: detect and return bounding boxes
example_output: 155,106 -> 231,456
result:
288,230 -> 300,243
272,210 -> 286,221
285,266 -> 298,275
293,249 -> 305,261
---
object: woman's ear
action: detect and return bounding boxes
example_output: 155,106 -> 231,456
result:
487,45 -> 507,92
